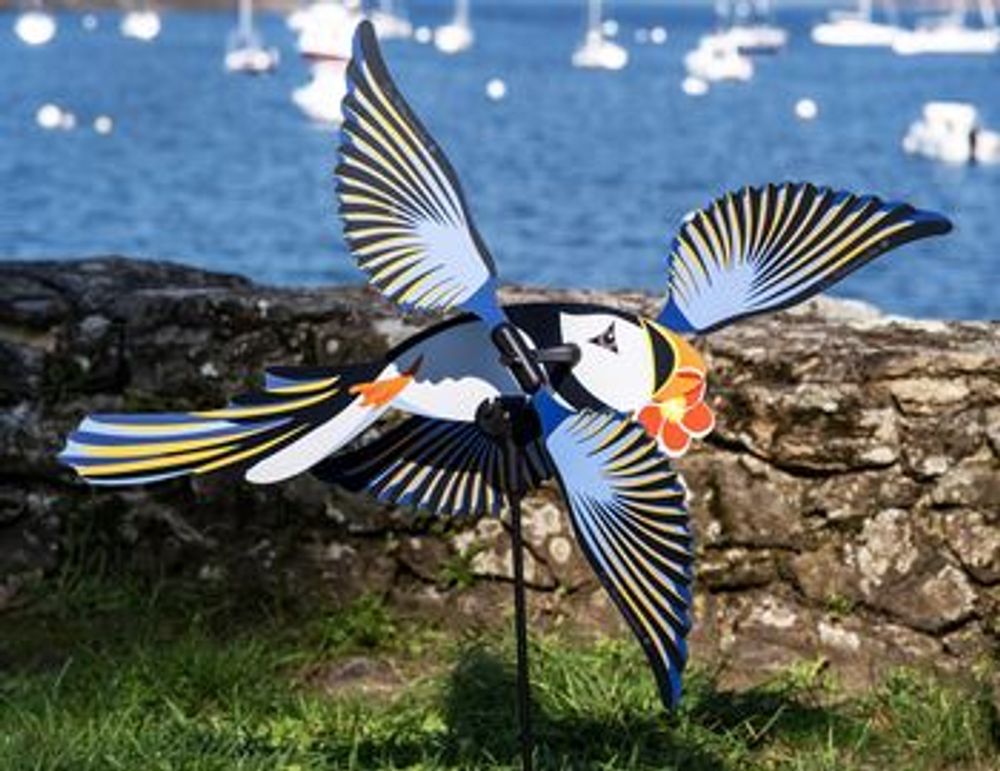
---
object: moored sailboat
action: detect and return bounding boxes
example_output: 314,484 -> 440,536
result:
434,0 -> 474,54
572,0 -> 628,70
225,0 -> 279,74
811,0 -> 902,47
892,0 -> 999,55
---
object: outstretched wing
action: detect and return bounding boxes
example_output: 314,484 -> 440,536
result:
657,182 -> 952,334
314,415 -> 553,517
544,409 -> 692,709
337,21 -> 500,320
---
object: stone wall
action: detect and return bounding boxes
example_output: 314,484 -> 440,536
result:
2,258 -> 997,690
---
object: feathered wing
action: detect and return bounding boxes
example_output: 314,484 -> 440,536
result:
314,415 -> 553,517
59,363 -> 386,486
544,409 -> 693,709
337,21 -> 500,320
657,182 -> 952,333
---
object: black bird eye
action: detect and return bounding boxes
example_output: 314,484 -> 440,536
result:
589,323 -> 618,353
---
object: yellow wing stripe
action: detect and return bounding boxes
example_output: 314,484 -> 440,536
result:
193,388 -> 336,420
77,444 -> 237,477
71,425 -> 274,458
195,425 -> 311,475
267,376 -> 340,395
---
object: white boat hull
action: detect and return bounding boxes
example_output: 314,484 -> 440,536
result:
294,2 -> 362,58
293,62 -> 348,125
722,24 -> 788,54
811,17 -> 901,47
903,101 -> 1000,164
434,22 -> 473,54
572,33 -> 628,70
893,24 -> 1000,54
226,46 -> 280,73
685,35 -> 754,81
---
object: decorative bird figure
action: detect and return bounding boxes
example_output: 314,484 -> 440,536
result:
58,22 -> 951,711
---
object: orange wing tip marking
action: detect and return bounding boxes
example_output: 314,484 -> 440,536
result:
350,356 -> 423,408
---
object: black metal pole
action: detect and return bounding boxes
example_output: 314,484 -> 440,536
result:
475,397 -> 536,770
503,429 -> 534,771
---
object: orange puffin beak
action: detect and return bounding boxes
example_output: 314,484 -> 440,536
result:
637,318 -> 715,457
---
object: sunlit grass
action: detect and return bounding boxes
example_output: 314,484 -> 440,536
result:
1,575 -> 997,770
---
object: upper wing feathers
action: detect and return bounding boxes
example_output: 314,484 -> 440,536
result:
658,182 -> 952,333
337,21 -> 496,314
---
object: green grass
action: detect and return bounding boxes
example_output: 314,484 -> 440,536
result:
1,575 -> 997,770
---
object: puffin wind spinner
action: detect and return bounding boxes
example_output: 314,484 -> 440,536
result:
59,22 -> 952,712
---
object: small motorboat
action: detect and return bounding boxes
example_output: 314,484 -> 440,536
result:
719,0 -> 788,54
903,101 -> 1000,164
720,24 -> 788,53
226,45 -> 279,73
14,7 -> 57,46
684,33 -> 754,81
892,0 -> 999,55
572,0 -> 628,70
434,0 -> 474,54
120,8 -> 162,41
225,0 -> 279,74
811,0 -> 901,47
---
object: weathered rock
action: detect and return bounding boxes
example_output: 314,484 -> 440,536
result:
1,257 -> 998,693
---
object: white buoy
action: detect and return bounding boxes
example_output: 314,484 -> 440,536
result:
795,98 -> 819,121
414,25 -> 432,44
15,11 -> 57,46
36,103 -> 63,130
59,111 -> 77,130
485,77 -> 507,101
601,19 -> 619,37
94,115 -> 114,135
650,26 -> 668,45
82,13 -> 99,31
682,76 -> 709,96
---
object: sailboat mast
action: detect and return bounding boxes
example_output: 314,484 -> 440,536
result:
588,0 -> 602,32
455,0 -> 469,27
238,0 -> 252,37
979,0 -> 997,27
858,0 -> 872,21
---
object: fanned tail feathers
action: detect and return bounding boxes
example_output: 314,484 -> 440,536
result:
59,364 -> 377,486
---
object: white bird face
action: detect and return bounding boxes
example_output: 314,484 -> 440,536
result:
555,309 -> 715,457
557,311 -> 653,413
503,302 -> 715,457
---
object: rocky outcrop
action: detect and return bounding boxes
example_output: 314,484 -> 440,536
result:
1,257 -> 997,691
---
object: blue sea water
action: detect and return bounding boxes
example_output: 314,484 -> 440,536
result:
2,3 -> 998,319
